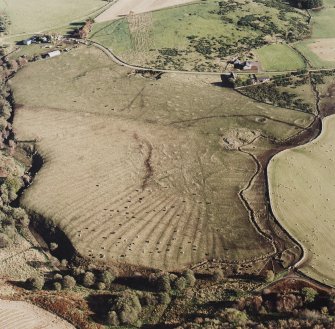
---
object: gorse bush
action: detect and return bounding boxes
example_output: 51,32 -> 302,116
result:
26,275 -> 45,290
109,290 -> 142,327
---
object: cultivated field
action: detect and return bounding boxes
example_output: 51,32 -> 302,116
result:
255,44 -> 306,71
0,0 -> 106,35
269,112 -> 335,287
95,0 -> 197,22
11,46 -> 314,270
90,0 -> 309,71
0,300 -> 75,329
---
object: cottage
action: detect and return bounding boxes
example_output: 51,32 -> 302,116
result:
46,50 -> 61,58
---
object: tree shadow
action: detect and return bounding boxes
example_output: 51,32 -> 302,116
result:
115,276 -> 154,292
86,293 -> 111,324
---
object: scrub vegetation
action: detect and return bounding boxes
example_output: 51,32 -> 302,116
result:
90,0 -> 310,71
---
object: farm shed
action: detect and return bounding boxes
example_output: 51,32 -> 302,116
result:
22,38 -> 32,45
243,61 -> 259,71
46,50 -> 61,58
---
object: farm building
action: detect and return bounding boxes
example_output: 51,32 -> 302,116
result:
46,50 -> 61,58
233,60 -> 260,72
22,38 -> 32,45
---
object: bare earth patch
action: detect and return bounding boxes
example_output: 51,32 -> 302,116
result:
308,38 -> 335,62
95,0 -> 197,22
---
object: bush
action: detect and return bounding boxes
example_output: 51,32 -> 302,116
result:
26,275 -> 44,290
302,287 -> 318,303
156,273 -> 171,292
11,207 -> 29,227
99,270 -> 115,289
0,233 -> 10,248
96,282 -> 106,290
110,290 -> 142,326
49,242 -> 58,251
173,277 -> 187,294
62,275 -> 76,289
53,273 -> 63,281
212,268 -> 224,282
265,270 -> 275,283
183,269 -> 196,287
220,308 -> 248,326
53,282 -> 62,291
107,310 -> 119,326
158,292 -> 171,305
83,271 -> 95,288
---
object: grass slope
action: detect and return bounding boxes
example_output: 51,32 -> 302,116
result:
11,46 -> 313,270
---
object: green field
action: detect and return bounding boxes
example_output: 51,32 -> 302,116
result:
0,0 -> 106,35
255,44 -> 306,71
90,0 -> 309,71
310,0 -> 335,39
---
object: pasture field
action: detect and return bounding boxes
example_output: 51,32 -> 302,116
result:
268,111 -> 335,287
0,300 -> 75,329
0,0 -> 106,36
255,44 -> 306,72
90,0 -> 309,71
309,0 -> 335,39
293,0 -> 335,69
10,46 -> 314,270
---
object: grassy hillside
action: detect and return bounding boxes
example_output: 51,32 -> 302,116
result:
90,0 -> 309,71
11,46 -> 314,270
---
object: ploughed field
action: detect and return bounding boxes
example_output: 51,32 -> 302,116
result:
269,114 -> 335,287
11,46 -> 314,270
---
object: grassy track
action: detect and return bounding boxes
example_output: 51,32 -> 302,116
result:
11,46 -> 314,270
255,44 -> 306,71
269,112 -> 335,287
